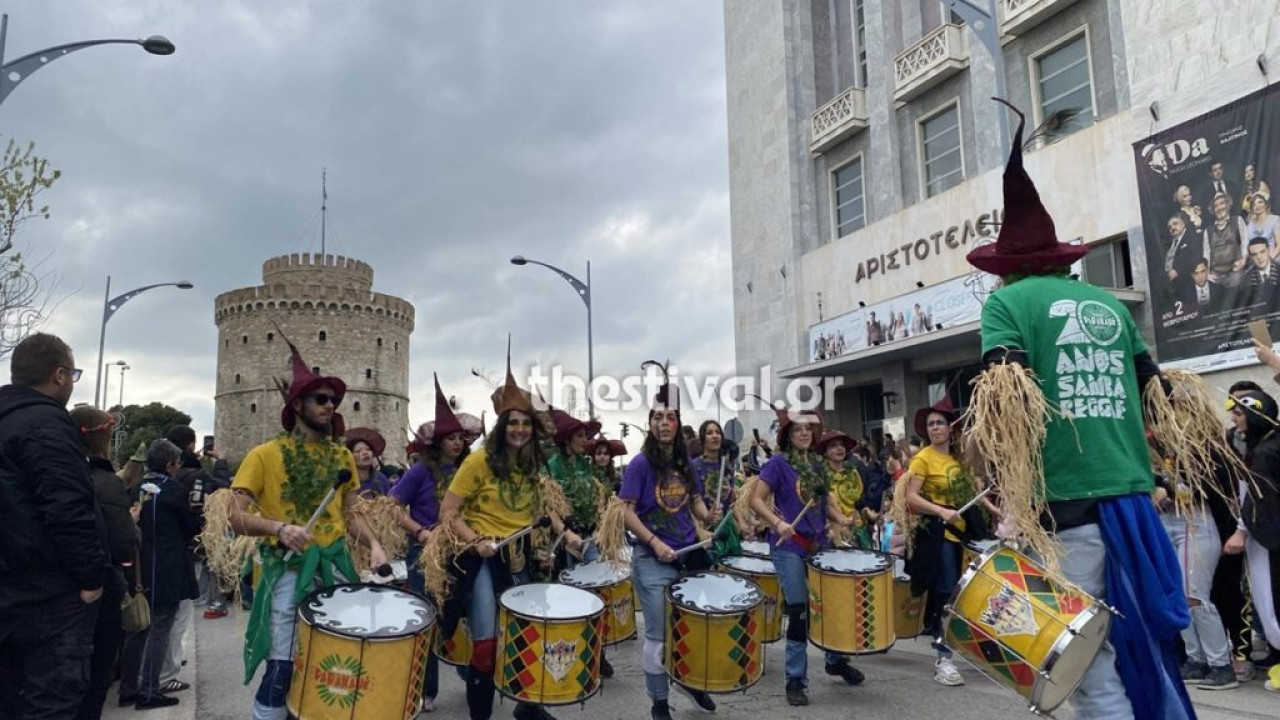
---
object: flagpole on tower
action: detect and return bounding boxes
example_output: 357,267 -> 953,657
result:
320,168 -> 328,257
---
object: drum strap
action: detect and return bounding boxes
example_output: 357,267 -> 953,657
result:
785,603 -> 807,642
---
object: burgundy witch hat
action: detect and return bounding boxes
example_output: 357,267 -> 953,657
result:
344,427 -> 386,457
271,325 -> 347,440
965,98 -> 1088,276
551,408 -> 602,446
432,373 -> 464,441
913,395 -> 960,440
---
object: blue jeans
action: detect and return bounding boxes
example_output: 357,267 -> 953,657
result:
927,541 -> 961,659
1056,524 -> 1133,720
632,548 -> 680,701
771,547 -> 842,683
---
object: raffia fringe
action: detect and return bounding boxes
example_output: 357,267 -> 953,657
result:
593,496 -> 629,563
348,495 -> 409,571
961,360 -> 1061,575
198,491 -> 255,604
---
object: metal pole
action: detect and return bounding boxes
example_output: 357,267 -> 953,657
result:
93,275 -> 110,407
119,365 -> 128,407
103,365 -> 111,410
585,261 -> 594,417
0,16 -> 9,82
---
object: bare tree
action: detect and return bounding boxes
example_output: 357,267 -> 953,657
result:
0,139 -> 61,358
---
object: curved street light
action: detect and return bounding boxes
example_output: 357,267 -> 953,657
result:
510,255 -> 594,415
103,359 -> 127,410
93,276 -> 193,407
0,13 -> 175,107
118,363 -> 131,408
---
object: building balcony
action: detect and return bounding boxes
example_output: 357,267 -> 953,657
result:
810,86 -> 869,154
1000,0 -> 1080,37
893,24 -> 968,104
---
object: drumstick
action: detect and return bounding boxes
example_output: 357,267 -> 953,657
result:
774,487 -> 828,546
489,516 -> 553,553
943,486 -> 995,533
283,469 -> 352,562
714,455 -> 727,508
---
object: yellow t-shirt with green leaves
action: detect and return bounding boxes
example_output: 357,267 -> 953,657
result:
232,435 -> 359,547
448,448 -> 537,539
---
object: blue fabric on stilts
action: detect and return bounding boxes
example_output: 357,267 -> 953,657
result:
1096,494 -> 1196,720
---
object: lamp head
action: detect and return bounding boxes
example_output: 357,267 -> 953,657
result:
510,256 -> 528,266
176,281 -> 194,289
142,36 -> 176,56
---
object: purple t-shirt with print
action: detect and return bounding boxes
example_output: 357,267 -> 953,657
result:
620,453 -> 705,550
390,461 -> 452,529
761,453 -> 826,555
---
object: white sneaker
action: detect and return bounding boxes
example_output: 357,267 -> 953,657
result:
934,657 -> 965,686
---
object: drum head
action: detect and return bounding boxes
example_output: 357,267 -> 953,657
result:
810,549 -> 891,574
967,539 -> 1000,556
500,583 -> 604,620
1037,605 -> 1111,712
740,540 -> 770,558
668,572 -> 761,613
559,560 -> 629,588
719,555 -> 777,576
300,584 -> 436,639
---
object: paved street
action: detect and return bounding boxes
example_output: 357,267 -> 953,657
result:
102,605 -> 1277,720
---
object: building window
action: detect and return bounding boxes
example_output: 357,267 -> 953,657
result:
854,0 -> 867,88
267,332 -> 274,342
242,335 -> 248,344
377,337 -> 383,348
921,104 -> 963,198
834,158 -> 866,237
1034,33 -> 1094,139
353,401 -> 361,412
1079,237 -> 1132,289
394,341 -> 399,352
250,402 -> 257,414
235,373 -> 241,384
312,366 -> 320,374
318,330 -> 327,342
365,368 -> 373,379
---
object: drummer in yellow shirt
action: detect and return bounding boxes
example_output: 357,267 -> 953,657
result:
901,396 -> 983,689
228,340 -> 388,720
439,356 -> 581,720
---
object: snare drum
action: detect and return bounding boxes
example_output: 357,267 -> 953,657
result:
944,544 -> 1111,714
807,549 -> 894,654
963,538 -> 1000,569
739,540 -> 770,559
495,584 -> 605,706
665,572 -> 764,694
718,555 -> 782,643
560,561 -> 637,645
435,617 -> 473,667
288,584 -> 436,720
892,558 -> 926,640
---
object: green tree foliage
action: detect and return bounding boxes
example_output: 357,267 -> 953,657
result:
110,401 -> 193,467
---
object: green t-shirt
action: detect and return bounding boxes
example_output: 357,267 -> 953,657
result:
980,274 -> 1153,501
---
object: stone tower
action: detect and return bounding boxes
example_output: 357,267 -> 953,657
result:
213,253 -> 414,465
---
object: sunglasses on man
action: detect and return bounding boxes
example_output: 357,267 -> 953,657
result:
307,393 -> 339,407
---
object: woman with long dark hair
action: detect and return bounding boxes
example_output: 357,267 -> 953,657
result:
438,358 -> 580,720
590,437 -> 625,494
692,420 -> 737,518
621,364 -> 720,720
749,407 -> 864,707
900,397 -> 980,688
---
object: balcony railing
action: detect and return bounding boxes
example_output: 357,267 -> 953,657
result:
810,86 -> 868,154
1001,0 -> 1080,37
893,24 -> 968,104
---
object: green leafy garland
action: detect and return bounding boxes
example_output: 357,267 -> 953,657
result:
278,432 -> 345,524
555,453 -> 601,528
787,449 -> 829,504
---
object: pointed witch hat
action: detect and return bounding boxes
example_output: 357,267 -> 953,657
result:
965,98 -> 1088,276
753,394 -> 823,447
913,395 -> 960,440
550,408 -> 603,447
431,373 -> 465,441
270,322 -> 347,439
493,336 -> 535,416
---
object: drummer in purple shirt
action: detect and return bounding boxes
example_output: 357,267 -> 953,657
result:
749,406 -> 865,707
391,374 -> 475,712
620,362 -> 720,720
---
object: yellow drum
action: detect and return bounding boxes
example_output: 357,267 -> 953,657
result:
666,572 -> 764,694
435,617 -> 472,667
496,583 -> 605,706
892,558 -> 926,640
718,555 -> 782,643
945,543 -> 1111,714
963,538 -> 1000,569
739,540 -> 770,559
807,549 -> 894,655
288,584 -> 436,720
560,560 -> 637,646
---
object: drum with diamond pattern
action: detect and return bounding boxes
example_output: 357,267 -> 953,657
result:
664,571 -> 764,693
495,583 -> 605,706
717,555 -> 783,643
807,549 -> 894,655
559,560 -> 637,646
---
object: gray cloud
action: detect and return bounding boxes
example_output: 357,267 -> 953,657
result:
2,0 -> 733,442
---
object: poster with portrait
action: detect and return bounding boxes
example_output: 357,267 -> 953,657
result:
1133,82 -> 1280,371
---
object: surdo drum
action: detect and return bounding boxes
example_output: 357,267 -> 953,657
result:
807,549 -> 895,655
559,560 -> 637,645
495,583 -> 606,706
665,572 -> 765,694
288,584 -> 436,720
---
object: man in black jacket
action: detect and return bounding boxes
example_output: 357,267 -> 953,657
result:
117,439 -> 200,709
0,333 -> 108,719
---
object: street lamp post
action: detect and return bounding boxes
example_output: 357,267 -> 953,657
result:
93,276 -> 193,407
103,359 -> 126,410
118,363 -> 130,407
943,0 -> 1009,152
511,256 -> 594,416
0,14 -> 174,108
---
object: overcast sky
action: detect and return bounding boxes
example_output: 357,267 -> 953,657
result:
2,1 -> 734,447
